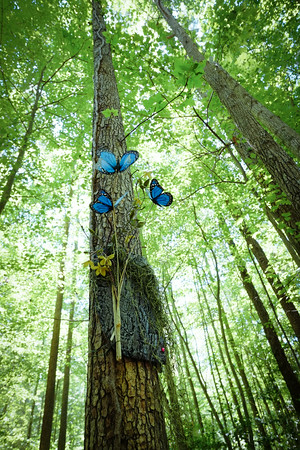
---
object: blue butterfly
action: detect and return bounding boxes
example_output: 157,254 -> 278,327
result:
91,190 -> 128,214
149,179 -> 173,207
96,150 -> 139,174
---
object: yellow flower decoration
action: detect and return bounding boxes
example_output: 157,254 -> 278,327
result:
83,254 -> 114,277
96,253 -> 114,276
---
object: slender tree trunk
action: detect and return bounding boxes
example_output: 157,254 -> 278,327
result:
199,294 -> 243,448
37,392 -> 45,438
227,203 -> 300,341
221,306 -> 273,447
164,354 -> 189,450
39,213 -> 71,450
221,218 -> 300,414
244,230 -> 300,341
264,206 -> 300,267
0,66 -> 46,215
85,3 -> 167,448
57,297 -> 76,450
167,288 -> 233,449
250,364 -> 279,436
52,378 -> 61,444
27,374 -> 40,441
194,273 -> 245,445
253,353 -> 298,435
206,328 -> 243,449
206,261 -> 270,447
154,0 -> 300,214
203,324 -> 229,429
193,225 -> 257,448
176,320 -> 204,434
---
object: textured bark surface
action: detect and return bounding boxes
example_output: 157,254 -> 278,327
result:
154,0 -> 300,212
85,312 -> 167,449
85,2 -> 168,448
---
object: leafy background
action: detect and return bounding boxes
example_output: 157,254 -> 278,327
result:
0,0 -> 299,448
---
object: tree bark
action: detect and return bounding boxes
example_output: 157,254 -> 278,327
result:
85,2 -> 167,448
264,206 -> 300,267
154,0 -> 300,214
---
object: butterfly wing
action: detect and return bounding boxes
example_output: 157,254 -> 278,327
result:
119,151 -> 139,172
150,179 -> 173,207
155,192 -> 173,207
96,151 -> 117,174
91,190 -> 113,214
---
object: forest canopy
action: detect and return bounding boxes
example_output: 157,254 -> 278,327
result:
0,0 -> 299,448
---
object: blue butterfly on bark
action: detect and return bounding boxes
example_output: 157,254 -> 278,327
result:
96,150 -> 139,174
91,190 -> 128,214
148,179 -> 173,207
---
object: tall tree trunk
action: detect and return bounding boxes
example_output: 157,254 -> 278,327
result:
39,212 -> 71,450
227,138 -> 300,265
244,229 -> 300,341
203,323 -> 230,431
233,138 -> 300,258
154,0 -> 300,214
194,221 -> 261,447
57,296 -> 76,450
85,2 -> 167,448
0,65 -> 46,215
220,218 -> 300,414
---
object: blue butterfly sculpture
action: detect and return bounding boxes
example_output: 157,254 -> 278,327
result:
149,179 -> 173,207
96,150 -> 139,174
91,190 -> 128,214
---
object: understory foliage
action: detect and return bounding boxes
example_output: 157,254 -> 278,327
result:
0,0 -> 299,448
